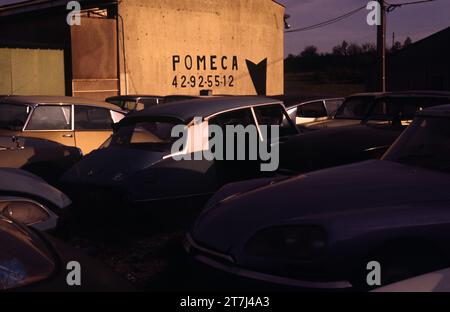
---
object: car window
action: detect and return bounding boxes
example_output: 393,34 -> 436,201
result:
324,99 -> 344,116
366,97 -> 450,126
0,104 -> 31,130
253,104 -> 298,137
106,119 -> 180,152
298,101 -> 327,118
26,106 -> 71,130
75,106 -> 113,130
334,97 -> 373,119
209,108 -> 255,128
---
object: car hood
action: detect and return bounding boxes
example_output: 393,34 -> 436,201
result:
60,146 -> 166,186
192,160 -> 450,253
0,168 -> 71,208
373,268 -> 450,292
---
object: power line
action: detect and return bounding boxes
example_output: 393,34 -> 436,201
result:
285,5 -> 366,33
386,0 -> 436,12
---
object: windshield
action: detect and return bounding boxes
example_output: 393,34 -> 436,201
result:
0,104 -> 31,130
334,97 -> 373,120
104,119 -> 182,152
383,116 -> 450,172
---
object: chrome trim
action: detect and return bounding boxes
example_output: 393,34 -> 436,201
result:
134,191 -> 214,203
185,233 -> 352,289
184,233 -> 235,264
204,101 -> 285,121
0,197 -> 58,232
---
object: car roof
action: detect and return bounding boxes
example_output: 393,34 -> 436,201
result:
418,104 -> 450,117
348,91 -> 450,99
0,95 -> 121,111
106,95 -> 163,100
126,96 -> 283,122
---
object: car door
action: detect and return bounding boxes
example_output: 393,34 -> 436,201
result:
208,107 -> 261,184
74,105 -> 124,155
23,105 -> 75,147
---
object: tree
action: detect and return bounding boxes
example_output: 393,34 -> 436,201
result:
391,41 -> 402,52
300,45 -> 319,58
347,43 -> 363,55
361,42 -> 376,53
403,37 -> 413,48
332,40 -> 349,56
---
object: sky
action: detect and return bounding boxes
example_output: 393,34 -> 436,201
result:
1,0 -> 449,56
278,0 -> 450,56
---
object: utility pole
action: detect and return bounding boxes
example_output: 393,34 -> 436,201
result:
377,0 -> 386,92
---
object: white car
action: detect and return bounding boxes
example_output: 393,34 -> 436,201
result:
285,98 -> 344,126
0,168 -> 71,232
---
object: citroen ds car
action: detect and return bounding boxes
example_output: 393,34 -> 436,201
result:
60,96 -> 298,219
0,96 -> 126,155
186,104 -> 450,290
0,135 -> 82,184
0,214 -> 133,292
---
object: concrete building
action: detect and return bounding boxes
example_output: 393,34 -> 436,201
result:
0,0 -> 285,99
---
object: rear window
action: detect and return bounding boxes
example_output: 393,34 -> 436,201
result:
106,119 -> 181,151
75,106 -> 113,130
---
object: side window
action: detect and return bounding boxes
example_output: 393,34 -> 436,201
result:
26,106 -> 71,130
298,101 -> 327,118
324,99 -> 344,116
253,104 -> 298,137
75,106 -> 113,130
209,108 -> 255,128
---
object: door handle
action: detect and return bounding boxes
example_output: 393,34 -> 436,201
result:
62,134 -> 73,138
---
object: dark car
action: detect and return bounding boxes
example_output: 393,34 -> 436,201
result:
105,95 -> 163,112
301,91 -> 450,131
185,104 -> 450,290
105,94 -> 201,112
0,215 -> 133,292
0,135 -> 82,184
60,96 -> 298,219
278,91 -> 450,174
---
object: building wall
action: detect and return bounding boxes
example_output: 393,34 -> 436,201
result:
0,48 -> 65,95
118,0 -> 284,96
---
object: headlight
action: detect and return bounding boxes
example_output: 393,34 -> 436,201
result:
0,200 -> 50,226
0,216 -> 55,290
245,225 -> 327,260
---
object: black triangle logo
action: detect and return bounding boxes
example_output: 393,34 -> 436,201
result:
246,58 -> 267,96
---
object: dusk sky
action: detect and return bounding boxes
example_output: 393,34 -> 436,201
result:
1,0 -> 449,56
278,0 -> 450,56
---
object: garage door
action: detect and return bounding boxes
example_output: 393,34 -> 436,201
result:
0,48 -> 65,95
